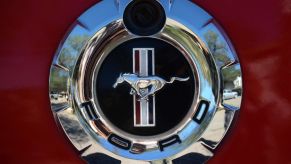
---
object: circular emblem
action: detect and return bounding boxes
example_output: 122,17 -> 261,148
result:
49,0 -> 242,163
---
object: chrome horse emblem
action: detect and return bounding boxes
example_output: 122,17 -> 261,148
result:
113,73 -> 189,100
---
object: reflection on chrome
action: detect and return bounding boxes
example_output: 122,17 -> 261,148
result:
49,66 -> 70,112
58,107 -> 91,150
223,89 -> 238,100
222,63 -> 242,109
201,23 -> 237,68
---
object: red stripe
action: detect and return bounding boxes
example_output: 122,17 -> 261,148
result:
135,100 -> 141,124
135,50 -> 140,125
135,50 -> 139,73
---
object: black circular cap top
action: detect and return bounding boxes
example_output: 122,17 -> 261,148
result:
123,0 -> 166,36
96,38 -> 195,136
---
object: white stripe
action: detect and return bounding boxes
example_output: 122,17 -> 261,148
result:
141,99 -> 148,125
140,49 -> 148,125
140,49 -> 148,76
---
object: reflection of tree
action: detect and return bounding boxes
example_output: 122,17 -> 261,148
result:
50,68 -> 68,92
51,35 -> 89,92
222,67 -> 240,83
59,35 -> 89,70
204,31 -> 230,66
204,31 -> 241,85
68,35 -> 89,52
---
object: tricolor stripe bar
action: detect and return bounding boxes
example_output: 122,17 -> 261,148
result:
133,48 -> 155,127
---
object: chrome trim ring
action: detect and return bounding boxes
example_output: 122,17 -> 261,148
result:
49,0 -> 242,163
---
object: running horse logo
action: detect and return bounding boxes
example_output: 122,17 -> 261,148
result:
113,73 -> 189,100
113,48 -> 189,127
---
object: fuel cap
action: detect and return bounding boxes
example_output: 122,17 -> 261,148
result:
49,0 -> 242,163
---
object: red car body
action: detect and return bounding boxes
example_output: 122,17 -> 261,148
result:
0,0 -> 291,163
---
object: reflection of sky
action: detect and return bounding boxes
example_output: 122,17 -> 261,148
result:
78,0 -> 120,33
233,64 -> 241,71
179,121 -> 200,141
63,26 -> 87,52
168,0 -> 211,29
200,80 -> 215,102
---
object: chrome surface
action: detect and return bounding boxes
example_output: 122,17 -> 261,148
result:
49,0 -> 243,163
